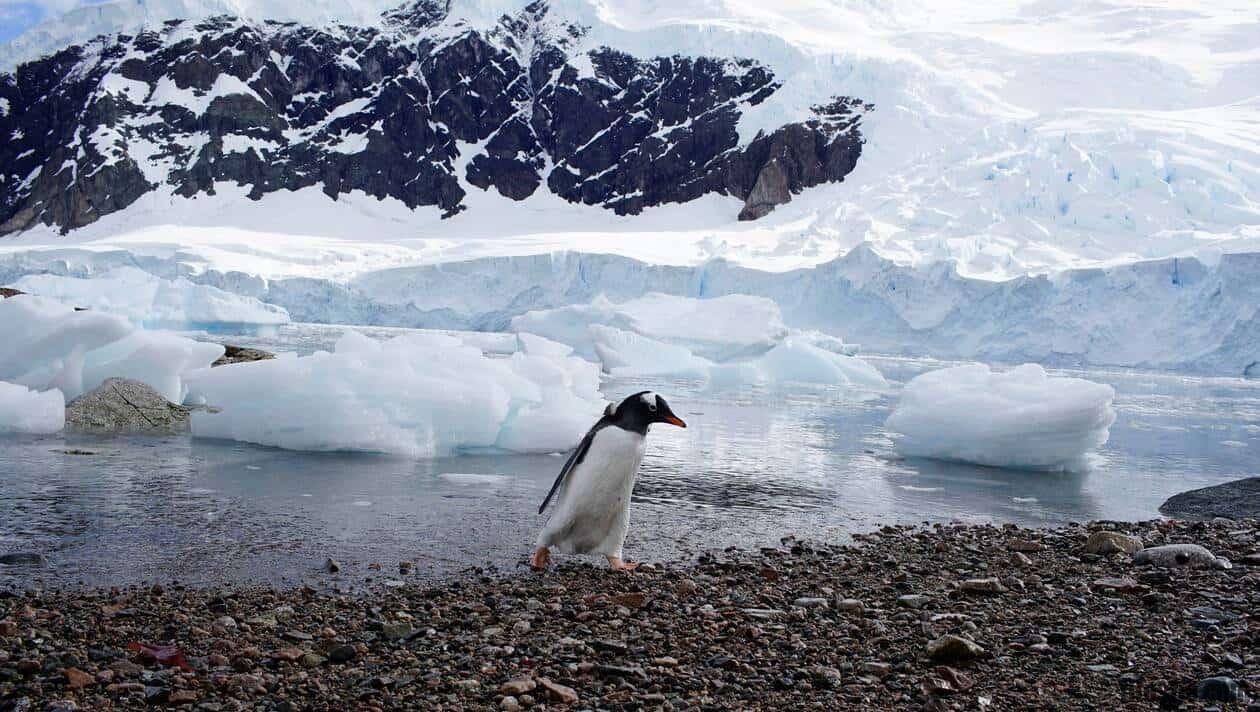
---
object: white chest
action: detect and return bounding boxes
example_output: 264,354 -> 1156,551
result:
567,426 -> 646,506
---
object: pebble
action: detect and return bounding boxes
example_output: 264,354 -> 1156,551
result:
927,635 -> 985,663
792,597 -> 829,609
1084,531 -> 1144,555
959,578 -> 1006,594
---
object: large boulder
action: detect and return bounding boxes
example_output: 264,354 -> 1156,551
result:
65,378 -> 192,434
1160,477 -> 1260,520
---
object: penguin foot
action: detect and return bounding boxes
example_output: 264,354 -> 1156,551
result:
606,556 -> 639,572
530,547 -> 551,571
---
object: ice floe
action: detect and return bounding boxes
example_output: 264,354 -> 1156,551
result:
186,329 -> 605,456
885,363 -> 1116,471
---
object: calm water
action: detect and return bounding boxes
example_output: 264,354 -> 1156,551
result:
1,323 -> 1257,589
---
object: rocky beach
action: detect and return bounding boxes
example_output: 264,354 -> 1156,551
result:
1,518 -> 1257,711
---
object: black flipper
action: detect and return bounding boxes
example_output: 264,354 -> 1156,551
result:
538,416 -> 609,514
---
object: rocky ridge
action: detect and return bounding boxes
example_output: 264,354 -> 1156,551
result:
0,0 -> 867,235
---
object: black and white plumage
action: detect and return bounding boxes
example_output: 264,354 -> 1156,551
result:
534,392 -> 686,566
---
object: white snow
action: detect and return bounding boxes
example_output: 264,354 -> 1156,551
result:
884,363 -> 1117,472
185,329 -> 605,456
10,267 -> 290,327
0,381 -> 65,435
0,293 -> 222,403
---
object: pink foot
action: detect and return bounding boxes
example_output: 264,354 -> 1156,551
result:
530,547 -> 551,571
607,556 -> 639,572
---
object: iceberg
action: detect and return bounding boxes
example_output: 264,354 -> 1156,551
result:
514,293 -> 883,389
9,267 -> 289,327
0,293 -> 223,402
0,381 -> 65,435
511,293 -> 788,362
185,329 -> 605,456
885,363 -> 1116,471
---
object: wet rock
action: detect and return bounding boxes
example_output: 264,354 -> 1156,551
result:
1084,531 -> 1144,555
1133,544 -> 1230,570
65,378 -> 192,434
1161,477 -> 1260,520
792,597 -> 829,609
1008,540 -> 1044,553
211,345 -> 276,368
927,635 -> 984,663
0,552 -> 46,567
324,558 -> 341,573
1197,677 -> 1244,703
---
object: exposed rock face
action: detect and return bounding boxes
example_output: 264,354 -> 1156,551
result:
0,0 -> 867,235
1161,477 -> 1260,520
211,344 -> 276,367
65,377 -> 193,434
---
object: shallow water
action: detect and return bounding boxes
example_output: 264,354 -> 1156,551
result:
1,323 -> 1257,589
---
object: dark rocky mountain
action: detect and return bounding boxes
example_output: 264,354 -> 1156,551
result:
0,0 -> 868,235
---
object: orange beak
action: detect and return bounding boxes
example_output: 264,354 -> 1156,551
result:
662,414 -> 687,428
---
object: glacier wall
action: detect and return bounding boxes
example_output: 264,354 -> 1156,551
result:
2,246 -> 1257,376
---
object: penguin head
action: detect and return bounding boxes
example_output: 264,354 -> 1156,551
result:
609,391 -> 687,434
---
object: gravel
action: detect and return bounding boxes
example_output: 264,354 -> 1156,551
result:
1,519 -> 1257,710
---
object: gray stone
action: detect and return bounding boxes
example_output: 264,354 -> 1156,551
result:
959,578 -> 1006,595
897,594 -> 931,609
65,378 -> 192,434
211,345 -> 276,368
1133,544 -> 1230,570
926,635 -> 984,663
1084,531 -> 1144,555
1161,477 -> 1260,520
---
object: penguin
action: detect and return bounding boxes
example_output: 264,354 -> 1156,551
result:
531,391 -> 687,571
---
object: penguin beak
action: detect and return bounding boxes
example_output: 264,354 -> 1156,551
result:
662,414 -> 687,428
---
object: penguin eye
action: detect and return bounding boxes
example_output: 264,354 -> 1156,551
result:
648,403 -> 657,412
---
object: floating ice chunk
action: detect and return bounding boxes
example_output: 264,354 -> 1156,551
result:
81,330 -> 223,403
10,267 -> 289,327
588,325 -> 713,377
756,338 -> 887,388
186,329 -> 605,456
0,294 -> 132,398
0,381 -> 65,434
885,363 -> 1116,471
511,292 -> 787,361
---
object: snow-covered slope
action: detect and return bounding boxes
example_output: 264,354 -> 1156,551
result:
0,0 -> 1256,373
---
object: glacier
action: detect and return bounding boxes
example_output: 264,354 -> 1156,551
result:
9,267 -> 290,328
884,363 -> 1117,472
3,245 -> 1255,376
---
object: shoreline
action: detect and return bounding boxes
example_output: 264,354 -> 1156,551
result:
2,519 -> 1256,710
